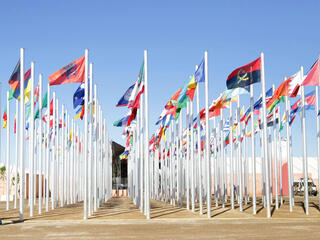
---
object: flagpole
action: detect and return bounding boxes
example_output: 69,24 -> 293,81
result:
204,51 -> 211,218
300,66 -> 309,215
19,48 -> 25,221
248,84 -> 256,213
45,83 -> 50,211
236,97 -> 243,211
278,105 -> 283,205
273,100 -> 279,210
140,95 -> 144,211
84,48 -> 89,220
6,91 -> 10,211
94,84 -> 98,211
38,74 -> 43,213
195,70 -> 203,214
51,91 -> 56,210
186,102 -> 190,210
260,52 -> 271,218
285,93 -> 293,212
28,61 -> 35,216
144,50 -> 150,219
229,99 -> 234,209
316,61 -> 320,209
14,99 -> 19,209
56,98 -> 59,207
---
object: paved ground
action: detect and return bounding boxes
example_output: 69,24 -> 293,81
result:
0,196 -> 320,239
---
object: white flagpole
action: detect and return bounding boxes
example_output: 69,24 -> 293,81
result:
273,102 -> 279,210
285,91 -> 293,211
250,84 -> 256,214
29,61 -> 35,216
300,66 -> 309,215
317,96 -> 320,209
186,102 -> 190,210
45,83 -> 50,212
190,97 -> 195,212
88,62 -> 93,215
67,113 -> 70,204
229,100 -> 234,210
261,52 -> 271,218
84,49 -> 89,219
278,105 -> 283,205
51,91 -> 56,210
94,84 -> 98,211
61,104 -> 64,207
144,50 -> 150,219
204,51 -> 211,218
316,58 -> 320,208
237,98 -> 243,211
140,95 -> 144,211
19,48 -> 25,221
195,70 -> 203,214
14,99 -> 19,209
56,98 -> 59,207
38,74 -> 43,213
6,91 -> 10,211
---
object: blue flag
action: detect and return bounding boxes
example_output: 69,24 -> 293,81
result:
73,83 -> 85,109
116,84 -> 135,107
194,59 -> 204,83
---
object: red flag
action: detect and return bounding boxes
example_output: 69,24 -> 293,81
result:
302,59 -> 319,86
49,56 -> 85,86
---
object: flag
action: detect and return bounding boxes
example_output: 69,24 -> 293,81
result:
9,67 -> 31,102
128,61 -> 144,108
287,70 -> 304,97
49,56 -> 85,86
74,106 -> 84,120
34,82 -> 40,106
226,57 -> 261,89
302,58 -> 319,86
2,105 -> 7,128
194,59 -> 204,83
116,84 -> 135,107
113,112 -> 130,127
223,87 -> 249,101
35,92 -> 48,120
73,83 -> 85,109
120,150 -> 129,160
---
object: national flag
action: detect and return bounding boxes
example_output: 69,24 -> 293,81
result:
74,106 -> 84,120
226,57 -> 261,89
49,56 -> 85,86
9,67 -> 31,102
128,61 -> 144,108
302,58 -> 319,86
267,77 -> 291,112
73,83 -> 85,109
116,84 -> 135,107
113,111 -> 130,127
34,82 -> 40,106
194,59 -> 204,83
288,70 -> 304,97
291,90 -> 316,111
2,105 -> 7,128
35,91 -> 48,120
120,150 -> 129,160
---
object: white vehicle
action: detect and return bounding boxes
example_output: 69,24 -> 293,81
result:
293,178 -> 317,196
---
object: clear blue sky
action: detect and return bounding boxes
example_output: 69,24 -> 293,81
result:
0,0 -> 319,165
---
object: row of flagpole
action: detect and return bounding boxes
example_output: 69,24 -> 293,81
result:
119,50 -> 320,219
3,48 -> 113,221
